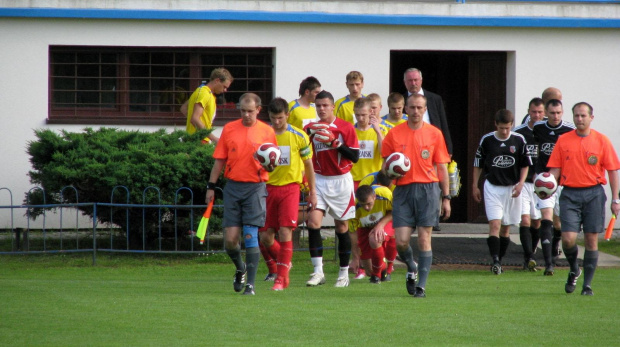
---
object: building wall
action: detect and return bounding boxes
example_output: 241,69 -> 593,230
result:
1,15 -> 619,227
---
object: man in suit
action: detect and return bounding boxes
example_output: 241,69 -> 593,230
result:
403,68 -> 453,156
403,68 -> 453,231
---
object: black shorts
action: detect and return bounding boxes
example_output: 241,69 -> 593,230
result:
559,185 -> 606,233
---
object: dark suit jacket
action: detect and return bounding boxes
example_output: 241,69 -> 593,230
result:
404,89 -> 453,155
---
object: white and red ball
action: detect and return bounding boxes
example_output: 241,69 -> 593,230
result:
534,172 -> 558,199
384,152 -> 411,179
256,143 -> 281,172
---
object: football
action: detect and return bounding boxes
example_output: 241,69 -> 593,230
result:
256,143 -> 281,172
534,172 -> 558,199
384,152 -> 411,179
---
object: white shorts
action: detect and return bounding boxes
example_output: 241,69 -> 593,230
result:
483,180 -> 522,226
521,182 -> 542,220
315,172 -> 356,221
536,185 -> 562,216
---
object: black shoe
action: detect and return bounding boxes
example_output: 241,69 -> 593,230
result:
242,284 -> 255,295
543,266 -> 554,276
432,225 -> 441,231
369,275 -> 381,284
581,286 -> 593,296
233,263 -> 247,292
491,262 -> 502,275
381,269 -> 391,282
264,273 -> 277,281
406,272 -> 417,295
565,269 -> 581,294
413,287 -> 426,298
527,258 -> 537,272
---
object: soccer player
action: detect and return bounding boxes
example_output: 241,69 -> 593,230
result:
335,71 -> 366,125
513,98 -> 545,270
382,94 -> 451,298
349,184 -> 393,284
547,102 -> 620,295
288,76 -> 322,130
181,68 -> 233,144
521,87 -> 562,125
532,99 -> 575,275
472,109 -> 531,274
259,97 -> 317,291
205,93 -> 277,295
349,96 -> 386,279
304,90 -> 360,288
381,92 -> 408,131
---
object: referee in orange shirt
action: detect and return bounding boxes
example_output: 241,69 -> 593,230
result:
547,102 -> 620,296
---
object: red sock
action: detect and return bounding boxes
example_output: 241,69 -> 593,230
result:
268,240 -> 281,262
371,246 -> 386,277
277,241 -> 293,287
259,242 -> 277,274
384,237 -> 397,274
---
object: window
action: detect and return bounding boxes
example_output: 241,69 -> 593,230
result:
49,46 -> 274,126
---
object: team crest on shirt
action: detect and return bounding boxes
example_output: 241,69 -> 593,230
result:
510,146 -> 516,153
360,212 -> 384,227
492,155 -> 515,168
588,155 -> 598,165
421,149 -> 430,159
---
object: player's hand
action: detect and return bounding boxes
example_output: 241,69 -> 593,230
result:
205,189 -> 215,204
306,191 -> 317,212
512,183 -> 524,198
369,228 -> 385,246
472,187 -> 482,203
314,129 -> 341,148
304,122 -> 330,136
441,198 -> 451,220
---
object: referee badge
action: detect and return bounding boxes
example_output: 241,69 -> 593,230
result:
421,149 -> 430,159
588,155 -> 598,165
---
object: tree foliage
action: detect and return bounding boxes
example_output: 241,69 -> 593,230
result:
26,127 -> 223,248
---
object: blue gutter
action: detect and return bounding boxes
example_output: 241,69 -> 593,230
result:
1,7 -> 620,28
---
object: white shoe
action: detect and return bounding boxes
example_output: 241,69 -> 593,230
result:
334,276 -> 350,288
306,273 -> 326,286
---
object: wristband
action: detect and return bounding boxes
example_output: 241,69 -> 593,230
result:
442,195 -> 452,200
612,199 -> 620,204
206,182 -> 217,191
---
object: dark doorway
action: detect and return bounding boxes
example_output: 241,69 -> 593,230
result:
390,51 -> 507,223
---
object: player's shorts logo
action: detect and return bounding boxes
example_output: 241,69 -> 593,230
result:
588,155 -> 598,165
421,149 -> 430,159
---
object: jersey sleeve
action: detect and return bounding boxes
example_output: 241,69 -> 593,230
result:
519,137 -> 533,168
298,129 -> 313,161
546,136 -> 563,169
381,131 -> 395,158
473,138 -> 485,168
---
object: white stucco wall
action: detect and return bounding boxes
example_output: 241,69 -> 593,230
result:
1,13 -> 619,227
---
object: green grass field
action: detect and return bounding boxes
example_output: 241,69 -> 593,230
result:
1,251 -> 619,347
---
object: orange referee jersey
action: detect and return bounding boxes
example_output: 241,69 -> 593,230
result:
547,129 -> 620,187
213,119 -> 277,183
381,122 -> 450,185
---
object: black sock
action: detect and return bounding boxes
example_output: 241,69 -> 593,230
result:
519,226 -> 533,259
530,227 -> 540,254
417,250 -> 432,289
245,247 -> 260,286
336,232 -> 351,268
226,245 -> 245,271
583,250 -> 599,289
308,228 -> 323,258
540,220 -> 553,267
397,246 -> 418,273
563,245 -> 579,274
552,228 -> 562,256
499,236 -> 511,260
487,236 -> 500,263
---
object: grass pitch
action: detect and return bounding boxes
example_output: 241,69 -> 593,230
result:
1,251 -> 619,346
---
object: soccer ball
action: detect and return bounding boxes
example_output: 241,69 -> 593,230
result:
534,172 -> 558,199
384,152 -> 411,179
255,143 -> 281,172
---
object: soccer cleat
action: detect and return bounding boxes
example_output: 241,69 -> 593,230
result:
565,269 -> 582,294
242,284 -> 255,295
271,280 -> 285,291
334,276 -> 350,288
543,266 -> 554,276
491,262 -> 502,275
306,272 -> 326,287
264,273 -> 277,281
527,258 -> 537,272
381,269 -> 391,282
354,269 -> 366,280
581,286 -> 593,296
369,275 -> 381,284
413,287 -> 426,298
406,272 -> 417,295
283,275 -> 290,289
233,263 -> 247,293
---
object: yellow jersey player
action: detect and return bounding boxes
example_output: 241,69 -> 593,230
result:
381,92 -> 408,131
349,185 -> 394,283
335,71 -> 365,125
288,76 -> 321,130
260,97 -> 317,291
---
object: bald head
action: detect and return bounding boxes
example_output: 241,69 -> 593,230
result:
542,87 -> 562,104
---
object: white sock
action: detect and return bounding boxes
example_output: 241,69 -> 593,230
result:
339,266 -> 349,278
311,257 -> 323,274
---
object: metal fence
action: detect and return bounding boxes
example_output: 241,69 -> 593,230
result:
0,186 -> 317,265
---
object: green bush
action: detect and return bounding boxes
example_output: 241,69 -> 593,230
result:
26,128 -> 224,249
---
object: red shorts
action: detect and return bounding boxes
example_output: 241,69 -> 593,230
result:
357,222 -> 395,260
261,183 -> 300,232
